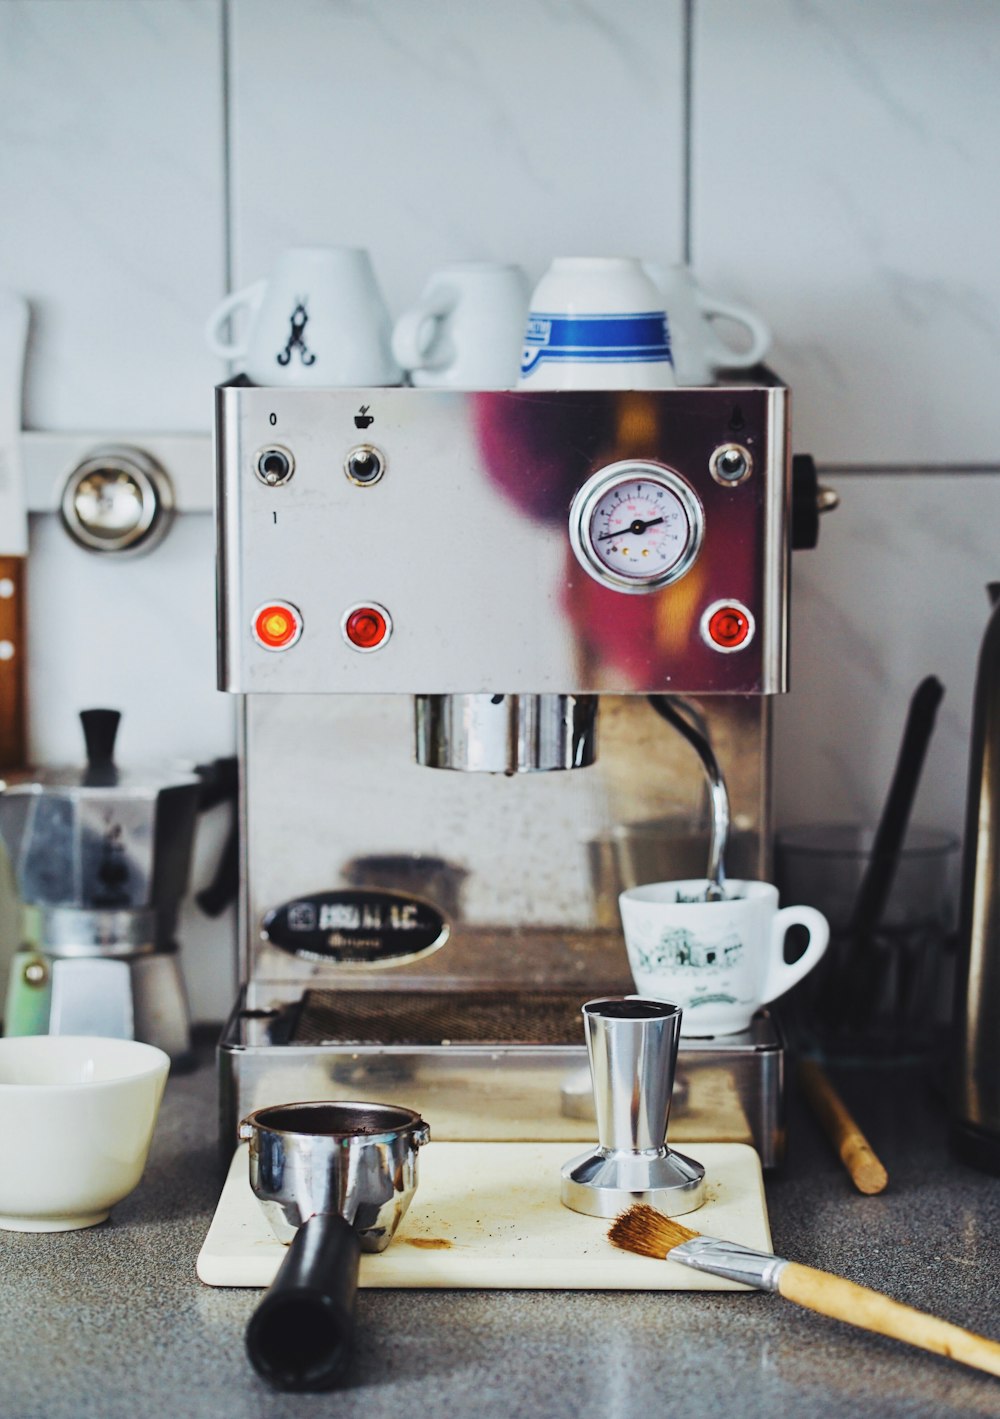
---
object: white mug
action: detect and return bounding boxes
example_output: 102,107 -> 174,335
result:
392,261 -> 528,389
517,256 -> 676,391
204,246 -> 401,387
643,263 -> 771,386
619,879 -> 829,1036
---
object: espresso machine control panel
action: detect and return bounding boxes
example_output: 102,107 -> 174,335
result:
217,383 -> 789,697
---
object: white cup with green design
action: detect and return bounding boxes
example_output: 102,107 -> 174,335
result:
619,880 -> 829,1036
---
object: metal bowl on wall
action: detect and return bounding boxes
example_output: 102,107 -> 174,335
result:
60,444 -> 174,557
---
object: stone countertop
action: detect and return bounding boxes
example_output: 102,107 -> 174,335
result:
3,1035 -> 999,1419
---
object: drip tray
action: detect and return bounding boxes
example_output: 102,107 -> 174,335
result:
288,989 -> 590,1048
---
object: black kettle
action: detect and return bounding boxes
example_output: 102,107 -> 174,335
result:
952,585 -> 1000,1173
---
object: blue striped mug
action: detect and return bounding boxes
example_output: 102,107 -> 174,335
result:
518,257 -> 676,390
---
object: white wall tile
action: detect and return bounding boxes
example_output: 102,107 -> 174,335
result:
226,0 -> 686,321
776,473 -> 1000,843
0,0 -> 226,432
692,1 -> 1000,465
26,514 -> 233,766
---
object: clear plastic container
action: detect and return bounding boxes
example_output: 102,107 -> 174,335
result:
775,824 -> 959,1063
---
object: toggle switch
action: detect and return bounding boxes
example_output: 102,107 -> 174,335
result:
709,443 -> 753,486
254,446 -> 295,487
344,445 -> 386,486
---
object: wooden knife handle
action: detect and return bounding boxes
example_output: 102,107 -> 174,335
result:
779,1261 -> 1000,1378
0,555 -> 27,771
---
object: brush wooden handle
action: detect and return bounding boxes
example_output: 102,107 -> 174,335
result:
798,1060 -> 888,1195
779,1262 -> 1000,1378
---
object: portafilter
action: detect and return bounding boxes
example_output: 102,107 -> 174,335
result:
238,1100 -> 430,1392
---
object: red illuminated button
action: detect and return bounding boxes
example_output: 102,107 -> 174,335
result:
252,601 -> 302,651
702,600 -> 755,652
343,603 -> 392,652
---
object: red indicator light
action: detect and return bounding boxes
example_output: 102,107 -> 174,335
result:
252,601 -> 302,651
702,600 -> 755,652
343,603 -> 391,651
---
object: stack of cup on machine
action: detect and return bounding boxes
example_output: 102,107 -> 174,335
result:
205,246 -> 771,392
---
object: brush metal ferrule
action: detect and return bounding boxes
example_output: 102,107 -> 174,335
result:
669,1237 -> 788,1291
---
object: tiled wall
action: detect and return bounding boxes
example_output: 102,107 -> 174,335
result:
2,0 -> 996,1016
693,0 -> 1000,465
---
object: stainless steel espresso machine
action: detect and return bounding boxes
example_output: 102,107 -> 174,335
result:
216,378 -> 810,1167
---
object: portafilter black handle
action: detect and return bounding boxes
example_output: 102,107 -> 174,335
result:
245,1211 -> 361,1392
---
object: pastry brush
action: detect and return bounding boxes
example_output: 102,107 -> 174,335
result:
609,1204 -> 1000,1379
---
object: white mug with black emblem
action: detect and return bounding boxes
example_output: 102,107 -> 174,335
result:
517,256 -> 676,391
205,246 -> 402,387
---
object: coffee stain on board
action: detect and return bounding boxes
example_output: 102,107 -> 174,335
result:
404,1237 -> 453,1250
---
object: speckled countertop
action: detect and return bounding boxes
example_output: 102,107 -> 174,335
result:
3,1032 -> 999,1419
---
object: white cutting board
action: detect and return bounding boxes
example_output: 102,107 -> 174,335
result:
197,1141 -> 771,1291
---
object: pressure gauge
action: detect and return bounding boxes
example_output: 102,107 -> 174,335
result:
569,461 -> 704,593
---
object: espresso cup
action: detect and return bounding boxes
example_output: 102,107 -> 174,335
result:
204,245 -> 401,387
392,261 -> 528,389
619,879 -> 829,1036
643,263 -> 771,386
517,256 -> 676,391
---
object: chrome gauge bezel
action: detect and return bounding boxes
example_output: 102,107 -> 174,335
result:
568,460 -> 705,594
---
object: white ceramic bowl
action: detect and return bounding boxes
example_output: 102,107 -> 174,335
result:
0,1036 -> 169,1231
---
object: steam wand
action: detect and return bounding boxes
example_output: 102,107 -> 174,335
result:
647,695 -> 729,901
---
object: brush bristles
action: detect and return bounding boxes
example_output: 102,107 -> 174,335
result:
608,1204 -> 701,1259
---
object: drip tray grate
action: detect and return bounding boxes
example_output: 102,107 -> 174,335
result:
289,989 -> 589,1048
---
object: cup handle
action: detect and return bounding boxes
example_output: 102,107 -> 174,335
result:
204,279 -> 267,360
391,291 -> 455,372
761,905 -> 830,1007
694,289 -> 771,370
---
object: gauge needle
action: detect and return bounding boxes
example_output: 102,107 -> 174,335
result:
597,517 -> 664,541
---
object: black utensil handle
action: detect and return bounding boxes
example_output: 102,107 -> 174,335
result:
850,674 -> 945,932
194,818 -> 239,917
80,708 -> 121,787
245,1212 -> 361,1392
80,707 -> 121,767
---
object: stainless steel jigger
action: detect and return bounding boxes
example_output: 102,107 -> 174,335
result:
560,997 -> 706,1218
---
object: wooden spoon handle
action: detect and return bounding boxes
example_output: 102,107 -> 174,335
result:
779,1261 -> 1000,1378
797,1060 -> 888,1195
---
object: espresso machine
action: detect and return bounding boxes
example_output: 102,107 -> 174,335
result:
217,377 -> 814,1167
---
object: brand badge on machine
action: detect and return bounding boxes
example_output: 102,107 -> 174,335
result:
261,889 -> 449,966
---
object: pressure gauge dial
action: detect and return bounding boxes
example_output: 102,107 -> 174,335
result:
569,461 -> 704,593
